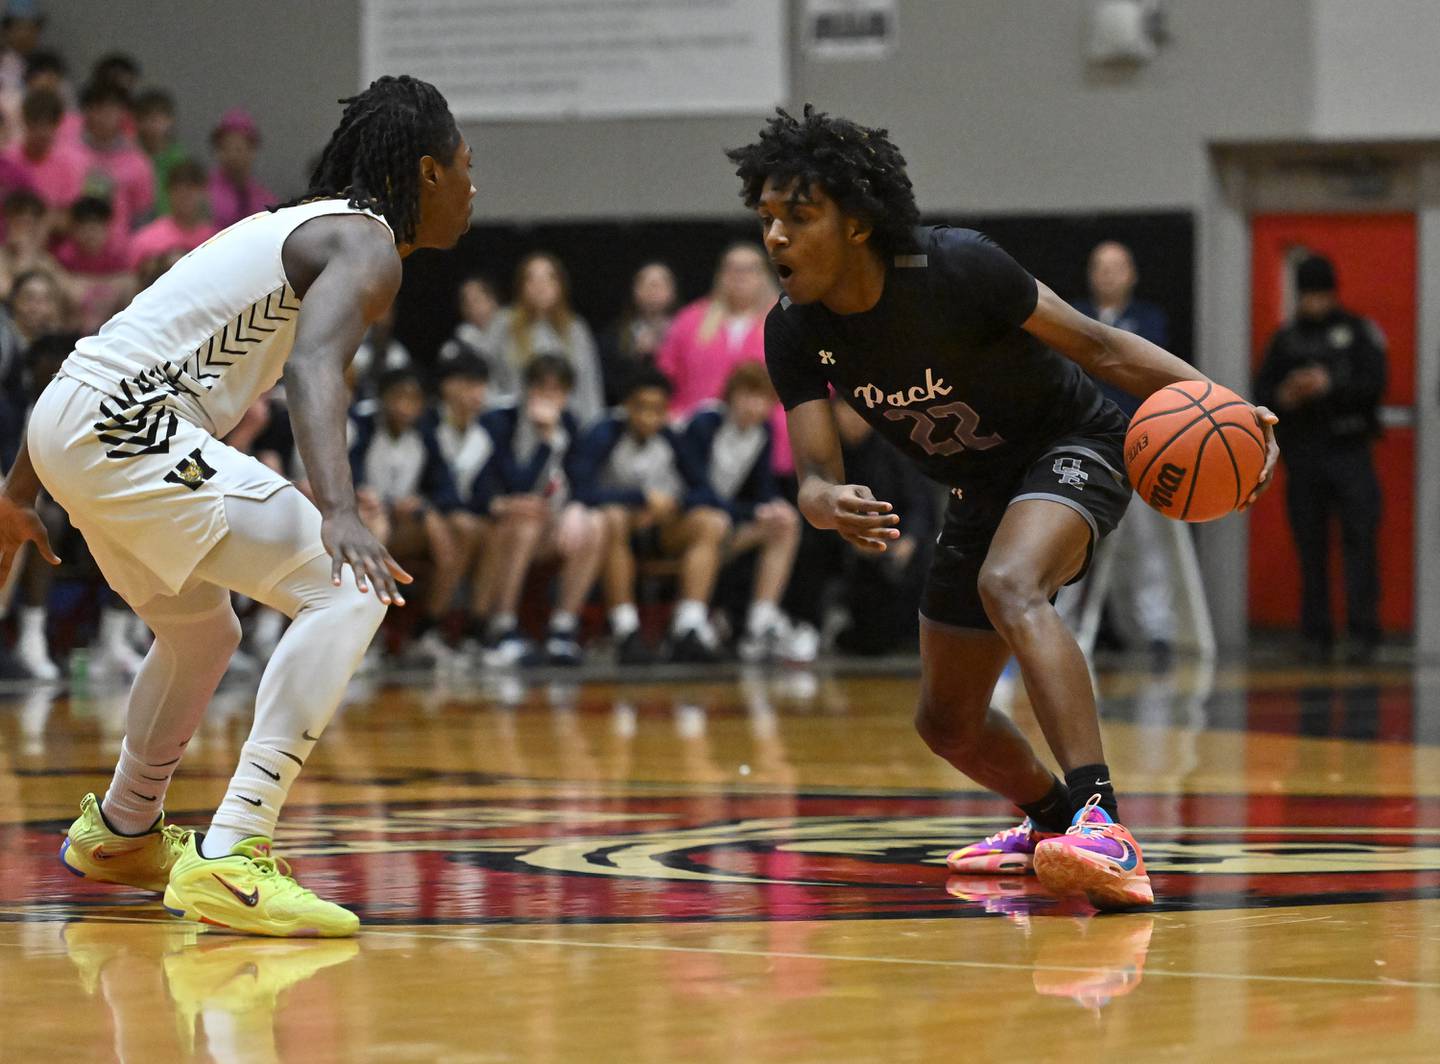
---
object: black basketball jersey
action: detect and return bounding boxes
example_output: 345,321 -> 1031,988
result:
765,226 -> 1124,491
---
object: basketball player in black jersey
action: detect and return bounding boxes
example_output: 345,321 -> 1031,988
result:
729,107 -> 1277,909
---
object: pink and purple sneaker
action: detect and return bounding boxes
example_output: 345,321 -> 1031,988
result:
1032,795 -> 1154,910
945,818 -> 1061,875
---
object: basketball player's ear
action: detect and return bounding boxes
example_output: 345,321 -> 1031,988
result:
417,154 -> 440,189
846,215 -> 873,247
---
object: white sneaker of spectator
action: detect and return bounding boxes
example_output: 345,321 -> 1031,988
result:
16,607 -> 59,681
410,628 -> 460,670
482,631 -> 533,669
778,619 -> 820,664
88,607 -> 146,682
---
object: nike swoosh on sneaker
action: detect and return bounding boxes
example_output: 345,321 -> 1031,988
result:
211,874 -> 260,907
90,845 -> 135,861
1114,839 -> 1140,872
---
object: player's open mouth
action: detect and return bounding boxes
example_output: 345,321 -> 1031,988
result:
774,263 -> 793,280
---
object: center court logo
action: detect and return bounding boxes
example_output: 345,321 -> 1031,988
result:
24,794 -> 1440,924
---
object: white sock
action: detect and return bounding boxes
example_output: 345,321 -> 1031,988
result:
746,600 -> 783,635
671,599 -> 709,635
203,741 -> 302,857
610,604 -> 639,638
549,611 -> 577,634
101,738 -> 178,835
100,607 -> 133,651
488,612 -> 518,639
19,606 -> 46,640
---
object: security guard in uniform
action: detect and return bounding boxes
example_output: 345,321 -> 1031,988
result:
1255,255 -> 1386,662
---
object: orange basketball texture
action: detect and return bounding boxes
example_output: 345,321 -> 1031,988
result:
1123,380 -> 1266,522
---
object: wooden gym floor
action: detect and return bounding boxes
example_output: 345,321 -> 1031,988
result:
2,657 -> 1440,1063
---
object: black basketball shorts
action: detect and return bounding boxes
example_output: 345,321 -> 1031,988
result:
920,430 -> 1133,631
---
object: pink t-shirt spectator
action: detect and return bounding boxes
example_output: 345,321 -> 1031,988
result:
656,296 -> 793,473
82,140 -> 155,236
128,215 -> 217,269
2,138 -> 87,210
54,236 -> 129,275
208,170 -> 275,229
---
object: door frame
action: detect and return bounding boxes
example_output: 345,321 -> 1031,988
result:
1200,140 -> 1440,658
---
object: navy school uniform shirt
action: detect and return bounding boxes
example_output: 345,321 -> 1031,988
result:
568,411 -> 723,511
349,412 -> 462,513
765,226 -> 1126,495
475,403 -> 580,512
1071,296 -> 1170,417
680,402 -> 777,523
426,407 -> 496,512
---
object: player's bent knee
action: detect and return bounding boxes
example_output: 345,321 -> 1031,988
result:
976,564 -> 1046,632
913,698 -> 986,760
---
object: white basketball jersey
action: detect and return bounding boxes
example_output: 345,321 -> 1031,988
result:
61,199 -> 392,452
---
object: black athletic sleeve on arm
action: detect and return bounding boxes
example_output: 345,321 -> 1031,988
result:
764,302 -> 829,411
932,228 -> 1039,332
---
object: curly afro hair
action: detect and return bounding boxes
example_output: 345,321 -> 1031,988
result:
726,105 -> 920,257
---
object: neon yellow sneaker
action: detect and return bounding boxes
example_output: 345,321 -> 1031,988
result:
59,792 -> 190,893
162,834 -> 359,938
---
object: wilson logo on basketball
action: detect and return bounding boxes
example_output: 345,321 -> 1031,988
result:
1148,462 -> 1187,510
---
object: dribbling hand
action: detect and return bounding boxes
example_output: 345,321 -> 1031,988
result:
1238,406 -> 1280,512
825,484 -> 900,552
322,510 -> 413,606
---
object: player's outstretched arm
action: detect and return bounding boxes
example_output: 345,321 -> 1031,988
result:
282,215 -> 413,604
1021,281 -> 1279,507
788,398 -> 900,553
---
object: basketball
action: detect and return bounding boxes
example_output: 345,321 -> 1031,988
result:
1124,380 -> 1267,522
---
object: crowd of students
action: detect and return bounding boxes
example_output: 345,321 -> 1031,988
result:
0,10 -> 942,681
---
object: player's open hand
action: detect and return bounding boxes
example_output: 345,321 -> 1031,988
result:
826,484 -> 900,552
323,509 -> 413,606
1239,406 -> 1280,512
0,495 -> 60,587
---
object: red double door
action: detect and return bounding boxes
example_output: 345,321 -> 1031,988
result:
1247,213 -> 1416,634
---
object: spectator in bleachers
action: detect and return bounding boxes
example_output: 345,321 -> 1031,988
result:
683,362 -> 802,662
428,354 -> 497,649
0,189 -> 62,298
599,260 -> 677,408
53,196 -> 132,333
657,242 -> 775,415
0,0 -> 42,128
77,79 -> 152,239
350,369 -> 467,665
90,52 -> 140,96
133,89 -> 185,216
1071,239 -> 1178,660
495,251 -> 604,423
351,301 -> 412,399
127,159 -> 215,271
0,267 -> 61,373
438,273 -> 507,394
207,107 -> 273,228
4,87 -> 85,217
7,46 -> 63,140
476,354 -> 604,666
571,367 -> 730,664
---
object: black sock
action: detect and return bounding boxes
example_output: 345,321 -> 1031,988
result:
412,614 -> 434,639
1065,763 -> 1119,822
1018,777 -> 1073,834
465,615 -> 488,642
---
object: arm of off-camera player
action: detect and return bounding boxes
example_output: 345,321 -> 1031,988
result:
283,222 -> 401,519
786,398 -> 898,549
1023,280 -> 1280,506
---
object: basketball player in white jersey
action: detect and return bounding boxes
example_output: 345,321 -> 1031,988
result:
0,76 -> 474,936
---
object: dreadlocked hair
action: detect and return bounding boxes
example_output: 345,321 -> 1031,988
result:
726,105 -> 920,258
274,75 -> 457,246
